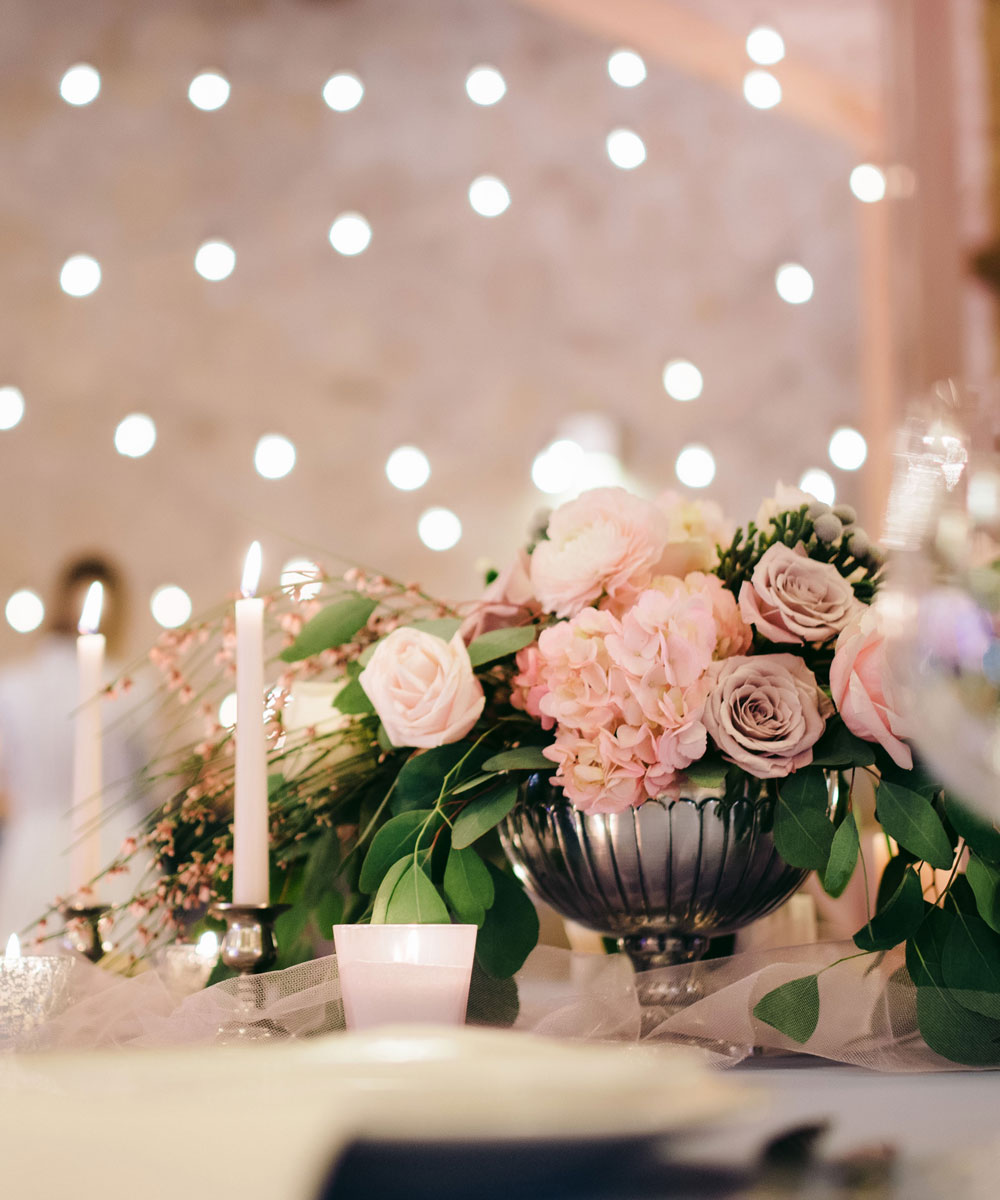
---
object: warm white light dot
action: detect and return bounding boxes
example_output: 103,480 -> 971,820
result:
743,70 -> 782,109
465,65 -> 506,106
662,360 -> 703,402
151,585 -> 192,629
800,468 -> 836,505
608,49 -> 646,88
606,128 -> 646,170
322,72 -> 364,112
746,27 -> 785,66
849,163 -> 887,203
828,427 -> 868,471
775,262 -> 814,305
280,558 -> 323,601
675,445 -> 716,489
194,240 -> 235,281
114,413 -> 156,458
418,507 -> 462,551
5,590 -> 44,634
60,254 -> 101,297
254,434 -> 296,480
219,691 -> 238,729
188,72 -> 230,111
328,212 -> 372,256
386,445 -> 431,491
531,439 -> 585,495
468,176 -> 510,217
196,930 -> 219,960
0,387 -> 25,431
59,64 -> 101,106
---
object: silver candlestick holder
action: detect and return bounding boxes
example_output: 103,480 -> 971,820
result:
61,903 -> 112,963
211,902 -> 290,1043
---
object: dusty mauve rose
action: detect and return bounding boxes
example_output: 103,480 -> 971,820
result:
654,492 -> 733,577
739,543 -> 860,645
530,487 -> 670,619
460,549 -> 539,643
703,654 -> 831,779
830,609 -> 912,769
359,628 -> 485,748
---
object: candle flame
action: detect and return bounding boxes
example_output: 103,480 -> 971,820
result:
196,930 -> 219,960
241,541 -> 262,599
5,933 -> 21,961
78,580 -> 104,635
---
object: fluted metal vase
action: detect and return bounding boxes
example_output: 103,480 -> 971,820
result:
500,772 -> 832,978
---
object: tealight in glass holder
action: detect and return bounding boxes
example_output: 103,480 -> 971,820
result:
0,936 -> 74,1049
333,923 -> 477,1031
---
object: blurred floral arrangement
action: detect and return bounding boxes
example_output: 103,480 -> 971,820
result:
45,483 -> 1000,1065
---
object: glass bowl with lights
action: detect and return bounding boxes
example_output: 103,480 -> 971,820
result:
882,382 -> 1000,821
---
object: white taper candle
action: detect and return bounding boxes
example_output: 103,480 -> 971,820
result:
233,542 -> 269,905
72,581 -> 105,898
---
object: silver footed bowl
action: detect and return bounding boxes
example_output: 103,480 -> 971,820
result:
500,772 -> 830,974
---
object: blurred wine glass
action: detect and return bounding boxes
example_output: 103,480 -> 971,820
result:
882,381 -> 1000,819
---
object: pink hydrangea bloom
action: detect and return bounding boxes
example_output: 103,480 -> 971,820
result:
510,643 -> 553,730
679,572 -> 753,659
605,587 -> 717,689
536,607 -> 624,733
543,726 -> 648,813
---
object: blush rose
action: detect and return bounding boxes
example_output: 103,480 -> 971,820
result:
830,609 -> 912,769
359,627 -> 485,748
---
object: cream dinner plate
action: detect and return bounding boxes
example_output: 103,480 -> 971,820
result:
0,1027 -> 755,1200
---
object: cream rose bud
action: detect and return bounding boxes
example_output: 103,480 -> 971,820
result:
830,610 -> 912,769
739,543 -> 861,645
654,491 -> 733,577
359,628 -> 485,749
703,654 -> 831,779
754,482 -> 813,529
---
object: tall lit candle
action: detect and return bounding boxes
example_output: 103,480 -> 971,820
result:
72,581 -> 104,898
233,542 -> 269,905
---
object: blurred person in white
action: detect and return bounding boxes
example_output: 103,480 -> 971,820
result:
0,555 -> 152,937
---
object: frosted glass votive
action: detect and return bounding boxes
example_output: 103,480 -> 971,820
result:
333,923 -> 477,1030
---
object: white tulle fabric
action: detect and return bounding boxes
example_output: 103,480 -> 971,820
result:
4,941 -> 972,1072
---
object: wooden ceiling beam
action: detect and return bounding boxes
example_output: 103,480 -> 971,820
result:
513,0 -> 884,152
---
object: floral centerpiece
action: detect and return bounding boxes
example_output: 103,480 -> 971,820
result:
48,484 -> 1000,1066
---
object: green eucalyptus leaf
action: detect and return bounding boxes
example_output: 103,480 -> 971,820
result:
279,594 -> 377,662
854,868 -> 924,952
474,863 -> 539,979
822,813 -> 860,898
942,908 -> 1000,1018
334,678 -> 375,716
450,773 -> 495,796
683,756 -> 729,789
451,782 -> 519,849
876,780 -> 955,870
443,846 -> 495,926
384,862 -> 452,924
753,974 -> 820,1044
467,625 -> 537,668
944,797 -> 1000,864
482,747 -> 553,772
312,890 -> 344,940
915,987 -> 1000,1066
966,855 -> 1000,934
874,841 -> 908,910
358,809 -> 438,893
809,723 -> 877,768
392,744 -> 473,814
302,827 -> 342,906
773,782 -> 835,872
371,857 -> 413,924
906,904 -> 954,988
